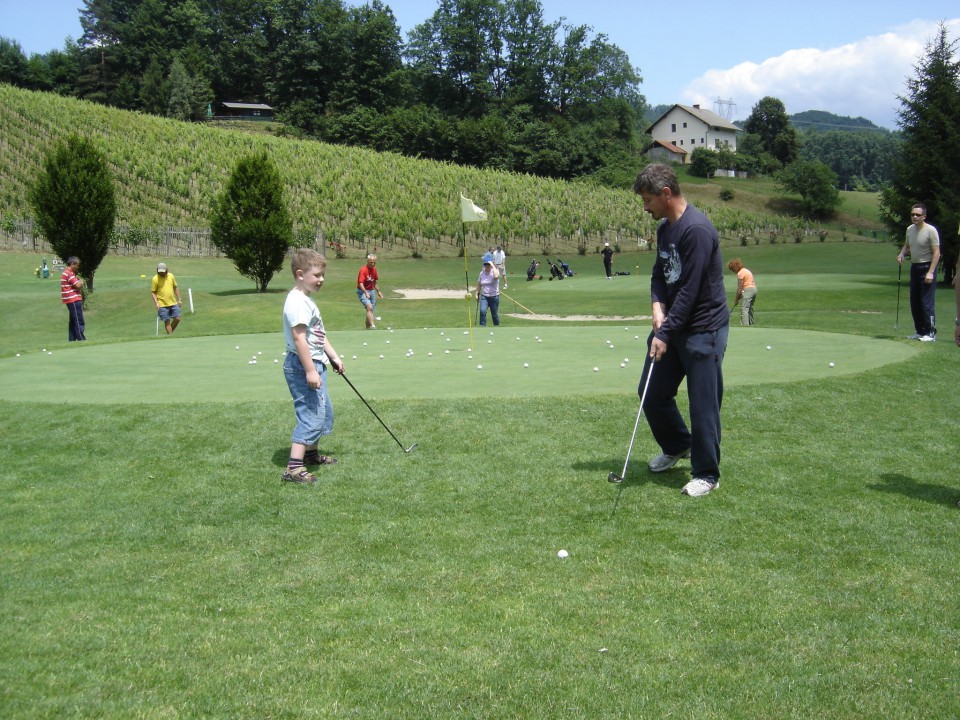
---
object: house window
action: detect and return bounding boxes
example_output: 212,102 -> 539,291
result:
700,138 -> 705,144
691,139 -> 696,145
671,123 -> 676,132
682,122 -> 687,128
679,140 -> 683,145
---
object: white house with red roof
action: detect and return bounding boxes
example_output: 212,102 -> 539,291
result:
645,104 -> 739,164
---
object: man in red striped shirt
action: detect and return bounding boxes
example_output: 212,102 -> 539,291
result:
61,256 -> 86,341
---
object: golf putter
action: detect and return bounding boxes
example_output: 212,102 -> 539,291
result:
340,372 -> 418,453
608,361 -> 654,484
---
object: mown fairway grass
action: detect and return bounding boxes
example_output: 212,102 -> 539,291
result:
1,244 -> 958,718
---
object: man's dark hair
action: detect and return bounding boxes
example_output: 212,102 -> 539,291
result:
633,163 -> 682,197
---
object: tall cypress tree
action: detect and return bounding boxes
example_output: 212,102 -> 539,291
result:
29,134 -> 116,293
210,151 -> 293,293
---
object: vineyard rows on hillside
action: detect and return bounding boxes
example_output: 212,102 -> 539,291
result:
1,85 -> 871,258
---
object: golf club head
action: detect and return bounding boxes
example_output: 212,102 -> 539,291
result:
607,472 -> 623,484
404,443 -> 418,453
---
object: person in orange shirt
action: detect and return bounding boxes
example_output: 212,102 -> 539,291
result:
728,258 -> 757,326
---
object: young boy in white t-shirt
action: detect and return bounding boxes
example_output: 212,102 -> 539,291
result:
281,249 -> 345,483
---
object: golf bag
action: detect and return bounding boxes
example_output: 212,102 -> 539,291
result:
556,259 -> 573,277
526,259 -> 541,281
547,258 -> 564,280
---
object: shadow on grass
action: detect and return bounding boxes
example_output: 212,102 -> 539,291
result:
211,288 -> 287,297
868,472 -> 959,507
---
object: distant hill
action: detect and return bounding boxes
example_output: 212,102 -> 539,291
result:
645,105 -> 888,134
789,110 -> 889,133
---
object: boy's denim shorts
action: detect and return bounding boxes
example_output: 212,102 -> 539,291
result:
283,353 -> 334,446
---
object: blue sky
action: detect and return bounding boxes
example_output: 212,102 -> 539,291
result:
3,0 -> 959,128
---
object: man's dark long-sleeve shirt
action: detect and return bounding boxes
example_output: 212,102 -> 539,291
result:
650,204 -> 729,344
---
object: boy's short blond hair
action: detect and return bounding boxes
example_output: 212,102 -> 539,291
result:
291,248 -> 326,277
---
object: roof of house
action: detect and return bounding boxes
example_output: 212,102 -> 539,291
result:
221,102 -> 274,111
648,139 -> 686,155
646,104 -> 740,134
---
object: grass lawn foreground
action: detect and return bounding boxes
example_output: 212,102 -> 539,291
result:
1,245 -> 959,718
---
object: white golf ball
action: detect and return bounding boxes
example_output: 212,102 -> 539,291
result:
609,345 -> 614,349
487,340 -> 492,344
363,342 -> 367,346
274,359 -> 278,363
523,362 -> 529,368
428,352 -> 433,357
352,355 -> 357,360
766,345 -> 772,350
593,367 -> 599,372
379,354 -> 384,359
248,360 -> 255,365
477,364 -> 483,370
257,351 -> 262,355
558,549 -> 569,559
516,337 -> 521,341
624,358 -> 629,363
440,332 -> 445,336
15,354 -> 20,357
829,362 -> 835,368
620,363 -> 626,368
375,316 -> 381,321
385,340 -> 390,344
48,352 -> 52,355
235,346 -> 240,350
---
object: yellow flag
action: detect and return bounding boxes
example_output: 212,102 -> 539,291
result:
460,194 -> 488,223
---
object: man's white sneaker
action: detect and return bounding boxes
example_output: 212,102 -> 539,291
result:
920,335 -> 936,342
681,478 -> 718,497
648,450 -> 691,473
907,333 -> 921,340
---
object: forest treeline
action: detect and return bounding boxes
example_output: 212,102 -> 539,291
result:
1,0 -> 909,192
0,0 -> 647,187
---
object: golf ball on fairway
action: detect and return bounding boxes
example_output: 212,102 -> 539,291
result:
379,354 -> 384,359
593,367 -> 599,372
620,363 -> 626,368
445,350 -> 450,354
523,362 -> 529,368
235,346 -> 240,350
558,549 -> 569,559
477,364 -> 483,370
274,359 -> 278,363
829,362 -> 835,367
428,352 -> 433,357
767,345 -> 772,350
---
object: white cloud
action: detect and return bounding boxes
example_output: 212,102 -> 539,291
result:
683,19 -> 960,129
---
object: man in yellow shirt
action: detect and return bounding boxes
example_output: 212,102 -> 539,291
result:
151,262 -> 183,335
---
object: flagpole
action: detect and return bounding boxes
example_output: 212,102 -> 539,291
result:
462,220 -> 474,352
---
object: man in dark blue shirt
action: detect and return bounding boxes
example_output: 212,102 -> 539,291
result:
632,164 -> 729,497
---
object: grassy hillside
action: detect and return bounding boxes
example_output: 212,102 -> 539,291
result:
0,84 -> 889,259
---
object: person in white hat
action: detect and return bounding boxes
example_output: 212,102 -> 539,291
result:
476,253 -> 501,326
151,262 -> 183,334
601,242 -> 614,279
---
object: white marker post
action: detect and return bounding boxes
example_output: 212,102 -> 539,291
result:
188,288 -> 194,314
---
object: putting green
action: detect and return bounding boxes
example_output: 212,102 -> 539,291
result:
0,326 -> 918,404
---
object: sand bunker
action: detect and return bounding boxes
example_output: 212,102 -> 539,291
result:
392,288 -> 648,321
